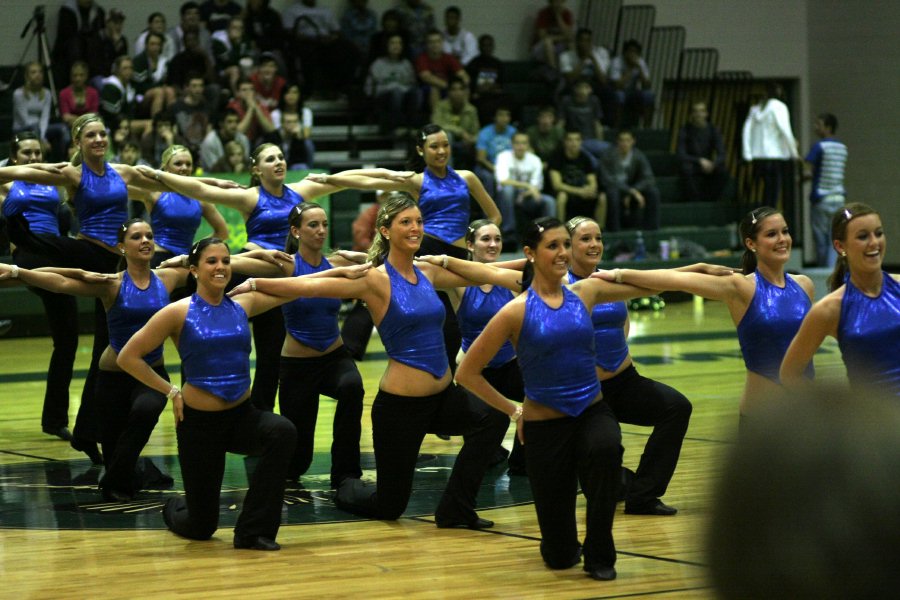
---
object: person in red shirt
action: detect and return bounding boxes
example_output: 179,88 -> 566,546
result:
59,62 -> 101,128
415,29 -> 469,110
250,54 -> 287,112
532,0 -> 574,69
225,78 -> 275,144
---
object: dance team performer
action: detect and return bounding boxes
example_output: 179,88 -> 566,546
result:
0,131 -> 77,441
596,206 -> 814,419
117,238 -> 309,550
566,216 -> 692,515
0,113 -> 180,462
229,193 -> 509,528
781,203 -> 900,396
310,123 -> 501,372
128,144 -> 228,267
454,217 -> 655,581
137,149 -> 401,411
0,219 -> 192,501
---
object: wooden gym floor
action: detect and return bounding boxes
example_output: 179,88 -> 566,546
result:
0,299 -> 845,599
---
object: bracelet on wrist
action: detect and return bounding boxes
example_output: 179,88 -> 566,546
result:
154,170 -> 163,181
441,255 -> 449,269
509,405 -> 523,422
10,265 -> 19,279
614,268 -> 624,284
248,278 -> 257,291
166,385 -> 180,400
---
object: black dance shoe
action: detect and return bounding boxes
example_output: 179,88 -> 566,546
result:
100,486 -> 134,503
624,499 -> 678,516
586,566 -> 617,581
436,517 -> 494,530
234,535 -> 281,551
71,437 -> 103,465
43,426 -> 73,441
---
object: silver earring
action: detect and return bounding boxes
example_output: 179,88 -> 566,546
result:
294,235 -> 300,240
751,248 -> 757,253
841,251 -> 847,257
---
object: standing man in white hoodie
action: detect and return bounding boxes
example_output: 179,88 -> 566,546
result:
742,82 -> 799,207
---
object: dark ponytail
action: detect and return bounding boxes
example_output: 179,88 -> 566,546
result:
827,202 -> 878,292
283,201 -> 325,253
739,206 -> 780,274
407,123 -> 445,172
249,143 -> 278,188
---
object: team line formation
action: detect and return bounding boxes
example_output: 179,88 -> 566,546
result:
1,114 -> 896,584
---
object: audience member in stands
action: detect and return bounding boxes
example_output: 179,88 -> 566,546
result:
113,138 -> 151,168
226,78 -> 275,144
416,29 -> 470,111
169,1 -> 213,57
442,6 -> 478,66
283,0 -> 355,97
251,55 -> 287,113
200,0 -> 242,33
211,139 -> 251,173
804,113 -> 847,267
59,62 -> 100,129
134,13 -> 178,63
270,84 -> 311,133
369,10 -> 412,64
531,0 -> 574,70
211,16 -> 254,97
676,101 -> 728,202
13,63 -> 70,162
495,132 -> 557,246
171,75 -> 214,153
609,39 -> 655,128
559,28 -> 611,99
466,34 -> 506,125
395,0 -> 435,57
100,56 -> 149,134
244,0 -> 285,56
132,32 -> 178,119
140,112 -> 184,166
527,106 -> 565,171
475,106 -> 516,197
95,9 -> 129,82
598,129 -> 660,231
558,79 -> 609,162
549,129 -> 601,223
741,82 -> 799,208
262,111 -> 313,169
341,0 -> 379,66
167,30 -> 218,96
51,0 -> 105,88
365,34 -> 421,136
200,109 -> 251,171
431,78 -> 480,169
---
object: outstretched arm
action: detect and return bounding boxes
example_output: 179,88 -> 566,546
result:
304,170 -> 419,195
418,255 -> 521,293
0,164 -> 77,187
135,165 -> 257,214
0,263 -> 116,300
595,267 -> 742,302
229,265 -> 374,302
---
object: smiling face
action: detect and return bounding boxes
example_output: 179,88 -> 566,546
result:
837,214 -> 885,275
419,130 -> 451,169
569,220 -> 603,272
292,207 -> 329,253
745,213 -> 791,266
164,150 -> 193,175
526,225 -> 570,280
119,221 -> 155,263
191,242 -> 232,291
467,223 -> 502,263
14,139 -> 43,165
381,206 -> 423,254
78,121 -> 109,159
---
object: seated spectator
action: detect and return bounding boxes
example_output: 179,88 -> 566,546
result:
365,34 -> 420,135
212,139 -> 251,173
140,111 -> 184,166
167,30 -> 218,99
171,75 -> 215,153
442,6 -> 477,66
226,78 -> 275,144
466,34 -> 507,126
549,129 -> 602,223
416,29 -> 469,110
495,132 -> 556,246
201,0 -> 242,34
341,0 -> 379,66
677,101 -> 728,202
262,111 -> 313,169
100,56 -> 150,134
395,0 -> 435,57
251,54 -> 288,113
244,0 -> 285,56
558,79 -> 609,161
113,138 -> 151,168
559,28 -> 611,104
13,62 -> 70,161
51,0 -> 105,88
109,119 -> 135,161
200,109 -> 251,170
169,2 -> 213,58
474,106 -> 516,197
531,0 -> 574,70
283,0 -> 356,97
431,77 -> 480,169
526,106 -> 564,170
610,39 -> 655,128
598,129 -> 660,231
59,61 -> 100,129
270,84 -> 314,159
369,10 -> 412,65
804,112 -> 847,267
211,16 -> 254,97
351,190 -> 387,252
92,9 -> 129,87
132,32 -> 178,119
134,13 -> 178,64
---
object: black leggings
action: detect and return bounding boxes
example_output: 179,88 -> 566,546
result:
278,347 -> 364,486
524,401 -> 622,572
96,366 -> 169,496
167,401 -> 296,541
417,235 -> 468,375
335,384 -> 508,522
601,364 -> 692,508
482,358 -> 525,471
